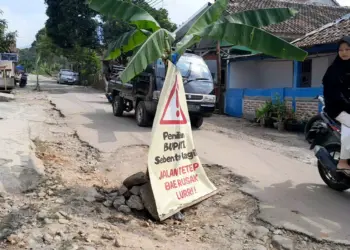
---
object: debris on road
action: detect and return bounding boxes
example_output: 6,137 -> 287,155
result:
0,87 -> 348,250
0,93 -> 14,102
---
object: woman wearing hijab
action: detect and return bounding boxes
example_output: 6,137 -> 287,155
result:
323,36 -> 350,175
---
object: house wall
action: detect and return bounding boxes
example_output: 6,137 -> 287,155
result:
229,61 -> 259,88
311,53 -> 336,87
226,87 -> 322,119
229,60 -> 293,89
259,60 -> 293,88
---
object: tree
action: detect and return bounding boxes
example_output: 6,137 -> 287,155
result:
19,28 -> 69,75
45,0 -> 99,50
18,47 -> 36,72
100,0 -> 176,62
89,0 -> 308,83
0,10 -> 16,52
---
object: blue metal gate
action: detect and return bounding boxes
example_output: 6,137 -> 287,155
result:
225,88 -> 244,117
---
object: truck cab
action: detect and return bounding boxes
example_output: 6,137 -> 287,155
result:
108,53 -> 216,128
0,61 -> 15,91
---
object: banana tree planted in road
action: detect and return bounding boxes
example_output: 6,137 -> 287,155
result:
89,0 -> 308,83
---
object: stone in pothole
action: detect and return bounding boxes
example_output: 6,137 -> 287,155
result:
126,195 -> 144,210
272,235 -> 294,250
113,196 -> 126,209
249,226 -> 269,240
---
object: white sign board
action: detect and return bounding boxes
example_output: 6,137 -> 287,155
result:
147,60 -> 217,221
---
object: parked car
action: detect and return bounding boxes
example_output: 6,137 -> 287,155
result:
58,70 -> 79,85
106,53 -> 216,128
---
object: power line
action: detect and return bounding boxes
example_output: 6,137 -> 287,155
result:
147,0 -> 158,5
150,0 -> 163,8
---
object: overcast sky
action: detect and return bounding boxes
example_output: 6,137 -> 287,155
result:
0,0 -> 349,48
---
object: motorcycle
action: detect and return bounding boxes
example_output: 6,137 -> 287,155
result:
305,96 -> 327,144
19,73 -> 28,88
312,102 -> 350,192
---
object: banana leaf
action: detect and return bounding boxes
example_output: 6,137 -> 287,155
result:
104,29 -> 149,60
223,8 -> 298,27
175,0 -> 228,55
196,22 -> 307,61
120,29 -> 175,83
88,0 -> 160,32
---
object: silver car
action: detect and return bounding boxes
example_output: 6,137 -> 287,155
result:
58,70 -> 79,85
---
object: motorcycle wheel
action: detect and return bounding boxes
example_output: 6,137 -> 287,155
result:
318,143 -> 349,192
305,114 -> 323,143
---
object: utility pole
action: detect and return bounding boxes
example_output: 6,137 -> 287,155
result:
216,41 -> 222,113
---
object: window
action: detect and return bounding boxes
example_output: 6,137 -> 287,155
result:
300,59 -> 312,88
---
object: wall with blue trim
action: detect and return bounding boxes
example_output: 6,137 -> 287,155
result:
225,87 -> 323,118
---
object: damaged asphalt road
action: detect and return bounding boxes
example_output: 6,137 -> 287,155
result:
0,97 -> 44,194
1,76 -> 350,249
46,80 -> 350,245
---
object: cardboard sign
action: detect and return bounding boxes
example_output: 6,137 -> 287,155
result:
148,60 -> 217,221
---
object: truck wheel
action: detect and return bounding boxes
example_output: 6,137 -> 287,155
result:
136,101 -> 150,127
112,96 -> 124,117
191,116 -> 204,129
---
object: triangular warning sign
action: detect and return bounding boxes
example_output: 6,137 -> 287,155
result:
160,76 -> 187,125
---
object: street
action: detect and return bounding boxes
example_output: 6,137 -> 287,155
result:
0,76 -> 350,250
47,79 -> 346,242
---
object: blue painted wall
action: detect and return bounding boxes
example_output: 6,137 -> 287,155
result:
225,87 -> 323,118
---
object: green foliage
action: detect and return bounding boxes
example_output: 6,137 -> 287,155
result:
45,0 -> 99,49
272,94 -> 287,122
89,0 -> 307,83
19,28 -> 69,75
196,22 -> 307,61
68,47 -> 101,77
223,8 -> 298,27
176,0 -> 229,55
104,29 -> 149,60
100,0 -> 176,63
0,10 -> 17,52
89,0 -> 160,32
256,100 -> 274,122
18,48 -> 37,72
120,29 -> 174,83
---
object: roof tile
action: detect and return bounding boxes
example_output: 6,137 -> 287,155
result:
228,0 -> 350,36
293,16 -> 350,47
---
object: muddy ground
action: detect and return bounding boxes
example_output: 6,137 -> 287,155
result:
0,90 -> 347,250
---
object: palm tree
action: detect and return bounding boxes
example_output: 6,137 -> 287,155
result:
89,0 -> 307,83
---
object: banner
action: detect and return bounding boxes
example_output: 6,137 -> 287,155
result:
148,60 -> 217,221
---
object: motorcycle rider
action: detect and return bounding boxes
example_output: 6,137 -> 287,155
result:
323,36 -> 350,175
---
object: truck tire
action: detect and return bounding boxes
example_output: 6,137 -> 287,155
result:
136,101 -> 150,127
191,116 -> 203,129
112,96 -> 124,117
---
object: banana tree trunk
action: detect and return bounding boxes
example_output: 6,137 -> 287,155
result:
35,74 -> 41,91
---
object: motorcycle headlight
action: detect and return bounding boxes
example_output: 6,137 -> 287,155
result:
203,95 -> 216,103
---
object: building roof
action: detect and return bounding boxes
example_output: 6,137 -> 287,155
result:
293,13 -> 350,47
296,0 -> 339,6
228,0 -> 350,38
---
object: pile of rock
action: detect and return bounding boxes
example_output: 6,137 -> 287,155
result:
98,172 -> 159,220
